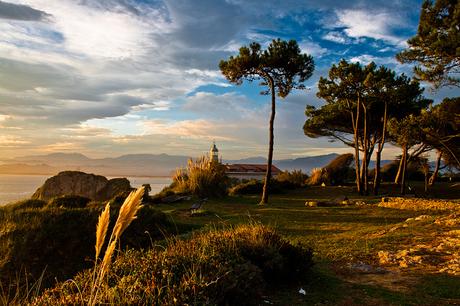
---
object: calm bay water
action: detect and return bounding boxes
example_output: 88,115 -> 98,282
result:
0,174 -> 171,206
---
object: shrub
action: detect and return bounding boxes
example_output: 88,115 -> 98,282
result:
33,224 -> 313,305
276,169 -> 308,187
229,179 -> 263,195
308,154 -> 354,186
229,179 -> 297,195
171,156 -> 229,197
47,195 -> 91,208
0,204 -> 186,289
3,199 -> 47,211
325,153 -> 354,185
307,167 -> 326,186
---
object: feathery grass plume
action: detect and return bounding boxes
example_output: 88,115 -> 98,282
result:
95,203 -> 110,259
99,240 -> 117,279
89,186 -> 145,306
112,187 -> 145,240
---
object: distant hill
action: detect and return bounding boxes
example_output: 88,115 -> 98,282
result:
275,153 -> 340,173
0,163 -> 57,175
0,152 -> 370,176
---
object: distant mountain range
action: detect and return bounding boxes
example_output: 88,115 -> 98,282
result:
0,152 -> 347,177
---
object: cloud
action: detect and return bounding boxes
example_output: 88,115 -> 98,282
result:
349,54 -> 397,66
322,31 -> 351,44
0,1 -> 50,21
335,9 -> 407,46
1,0 -> 452,161
299,40 -> 327,57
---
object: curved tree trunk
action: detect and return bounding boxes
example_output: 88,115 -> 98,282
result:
374,101 -> 387,195
374,150 -> 382,195
401,144 -> 408,195
362,107 -> 369,195
429,150 -> 442,186
353,97 -> 362,195
261,78 -> 276,205
395,157 -> 403,184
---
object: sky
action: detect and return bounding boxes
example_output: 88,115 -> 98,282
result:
0,0 -> 459,160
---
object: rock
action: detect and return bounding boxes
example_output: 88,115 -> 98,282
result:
414,215 -> 431,221
32,171 -> 132,201
95,178 -> 131,201
350,262 -> 388,274
305,201 -> 318,207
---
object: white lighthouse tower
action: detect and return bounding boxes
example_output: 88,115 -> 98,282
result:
209,141 -> 219,163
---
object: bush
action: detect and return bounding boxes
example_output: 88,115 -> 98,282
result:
307,167 -> 325,186
0,205 -> 187,289
373,159 -> 426,182
229,178 -> 302,195
171,156 -> 229,197
229,179 -> 263,195
276,169 -> 308,187
308,154 -> 354,186
47,195 -> 91,208
3,199 -> 47,211
34,224 -> 313,305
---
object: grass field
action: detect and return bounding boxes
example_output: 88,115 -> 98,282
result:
155,184 -> 460,305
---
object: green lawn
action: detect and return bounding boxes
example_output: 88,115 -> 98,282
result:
155,185 -> 460,305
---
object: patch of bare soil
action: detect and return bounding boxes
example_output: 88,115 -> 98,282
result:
333,262 -> 419,293
377,199 -> 460,276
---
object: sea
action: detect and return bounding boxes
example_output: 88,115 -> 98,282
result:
0,174 -> 172,206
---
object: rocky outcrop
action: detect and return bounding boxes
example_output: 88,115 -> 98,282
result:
95,178 -> 132,201
32,171 -> 132,201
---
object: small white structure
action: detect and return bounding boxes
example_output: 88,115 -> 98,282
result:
209,142 -> 281,180
209,141 -> 219,163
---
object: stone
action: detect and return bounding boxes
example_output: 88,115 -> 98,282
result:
32,171 -> 132,201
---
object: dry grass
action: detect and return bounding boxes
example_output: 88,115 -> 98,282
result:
89,186 -> 145,305
33,224 -> 313,305
94,203 -> 110,259
171,156 -> 228,197
308,167 -> 326,185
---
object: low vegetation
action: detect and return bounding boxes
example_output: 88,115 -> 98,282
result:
1,182 -> 460,305
308,153 -> 354,186
0,193 -> 188,290
33,224 -> 313,305
171,156 -> 229,197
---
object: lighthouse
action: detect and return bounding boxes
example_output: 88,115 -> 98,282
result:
209,141 -> 219,163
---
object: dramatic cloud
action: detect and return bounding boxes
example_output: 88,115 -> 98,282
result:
0,1 -> 49,21
334,9 -> 407,46
0,0 -> 459,160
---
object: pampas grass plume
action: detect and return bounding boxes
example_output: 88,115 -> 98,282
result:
113,187 -> 145,240
95,203 -> 110,259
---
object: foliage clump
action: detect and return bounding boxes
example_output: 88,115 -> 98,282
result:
171,156 -> 229,197
229,175 -> 305,196
47,195 -> 91,208
276,169 -> 309,187
0,202 -> 182,289
308,154 -> 354,186
34,224 -> 313,305
3,199 -> 47,211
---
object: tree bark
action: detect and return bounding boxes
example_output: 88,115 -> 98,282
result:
429,150 -> 442,186
362,106 -> 369,195
374,101 -> 387,195
401,144 -> 408,195
261,78 -> 276,205
395,157 -> 403,184
353,96 -> 362,195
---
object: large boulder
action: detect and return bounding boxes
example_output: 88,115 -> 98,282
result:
32,171 -> 132,201
95,177 -> 132,201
